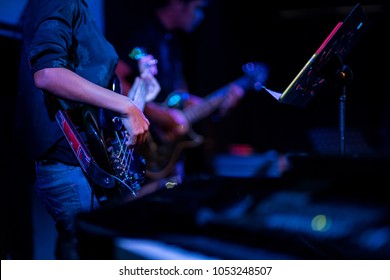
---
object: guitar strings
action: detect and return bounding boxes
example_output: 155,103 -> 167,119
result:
113,75 -> 147,173
110,172 -> 137,196
108,74 -> 149,195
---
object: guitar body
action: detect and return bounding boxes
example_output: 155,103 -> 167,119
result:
83,106 -> 146,203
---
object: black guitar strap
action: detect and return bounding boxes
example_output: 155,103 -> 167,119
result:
55,109 -> 116,190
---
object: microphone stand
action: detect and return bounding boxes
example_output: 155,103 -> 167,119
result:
335,64 -> 353,156
320,54 -> 353,156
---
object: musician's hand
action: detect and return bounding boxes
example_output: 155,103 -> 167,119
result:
219,83 -> 244,116
138,54 -> 158,76
163,108 -> 189,141
120,103 -> 150,146
143,101 -> 189,141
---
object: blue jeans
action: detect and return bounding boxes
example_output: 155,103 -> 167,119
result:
34,160 -> 100,259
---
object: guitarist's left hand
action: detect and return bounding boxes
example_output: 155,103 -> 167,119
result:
127,72 -> 161,108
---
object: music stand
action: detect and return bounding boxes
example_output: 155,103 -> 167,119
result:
263,3 -> 370,155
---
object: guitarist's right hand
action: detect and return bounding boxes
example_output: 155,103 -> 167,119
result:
120,102 -> 150,146
138,54 -> 158,76
165,108 -> 189,140
144,102 -> 189,142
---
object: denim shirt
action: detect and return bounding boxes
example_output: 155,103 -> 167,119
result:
16,0 -> 118,163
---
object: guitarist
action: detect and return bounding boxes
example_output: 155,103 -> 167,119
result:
14,0 -> 152,259
114,0 -> 245,187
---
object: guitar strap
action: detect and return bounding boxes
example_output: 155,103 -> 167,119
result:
55,109 -> 116,190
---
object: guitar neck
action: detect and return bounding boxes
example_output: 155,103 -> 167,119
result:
183,75 -> 251,124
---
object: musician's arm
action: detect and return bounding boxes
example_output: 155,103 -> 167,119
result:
219,83 -> 245,116
34,67 -> 149,144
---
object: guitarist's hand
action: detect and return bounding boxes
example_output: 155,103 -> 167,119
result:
144,102 -> 189,142
120,103 -> 150,146
151,107 -> 189,142
218,83 -> 245,116
138,54 -> 158,76
165,108 -> 189,140
121,53 -> 159,146
140,71 -> 160,103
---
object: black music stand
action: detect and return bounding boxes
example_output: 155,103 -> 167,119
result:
263,3 -> 370,155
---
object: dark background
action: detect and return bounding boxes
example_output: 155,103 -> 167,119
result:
105,0 -> 389,157
2,0 -> 388,162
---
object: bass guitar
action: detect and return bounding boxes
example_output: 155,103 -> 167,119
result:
57,54 -> 159,205
142,62 -> 269,180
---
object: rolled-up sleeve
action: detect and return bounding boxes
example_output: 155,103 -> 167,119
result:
27,1 -> 77,72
